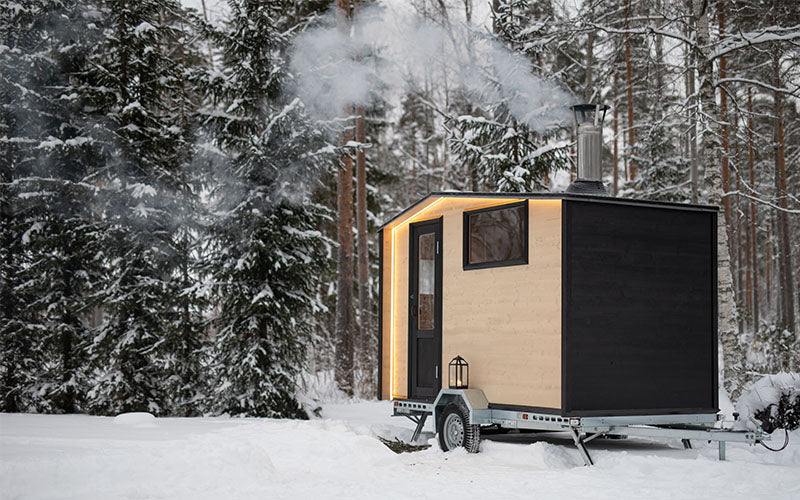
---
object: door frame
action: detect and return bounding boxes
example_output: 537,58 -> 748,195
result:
407,217 -> 443,400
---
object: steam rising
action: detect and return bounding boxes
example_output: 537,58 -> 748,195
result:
290,6 -> 572,131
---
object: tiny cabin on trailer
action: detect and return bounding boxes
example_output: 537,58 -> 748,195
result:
376,192 -> 719,417
370,104 -> 759,463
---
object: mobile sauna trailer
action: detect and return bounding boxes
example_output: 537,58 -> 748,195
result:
376,105 -> 770,465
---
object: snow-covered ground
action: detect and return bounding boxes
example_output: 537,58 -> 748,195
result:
2,401 -> 799,500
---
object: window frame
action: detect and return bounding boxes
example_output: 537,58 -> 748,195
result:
462,200 -> 529,271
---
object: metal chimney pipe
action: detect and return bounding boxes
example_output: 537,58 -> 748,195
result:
566,104 -> 610,196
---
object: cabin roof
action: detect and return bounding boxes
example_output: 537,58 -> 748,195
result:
377,191 -> 718,231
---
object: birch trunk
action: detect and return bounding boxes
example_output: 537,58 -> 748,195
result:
693,0 -> 743,398
718,2 -> 734,281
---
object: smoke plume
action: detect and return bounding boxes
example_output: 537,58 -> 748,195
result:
290,5 -> 573,132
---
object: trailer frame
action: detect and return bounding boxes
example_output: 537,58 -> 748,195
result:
392,389 -> 770,466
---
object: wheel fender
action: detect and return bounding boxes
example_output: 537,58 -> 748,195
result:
433,388 -> 489,430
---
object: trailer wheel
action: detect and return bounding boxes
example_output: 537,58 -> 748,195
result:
437,402 -> 480,453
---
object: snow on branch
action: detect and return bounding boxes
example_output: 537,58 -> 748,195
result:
723,190 -> 800,214
712,24 -> 800,59
718,77 -> 799,97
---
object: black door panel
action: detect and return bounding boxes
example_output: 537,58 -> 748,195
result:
408,218 -> 442,400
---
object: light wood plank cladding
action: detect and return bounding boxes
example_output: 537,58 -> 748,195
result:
442,199 -> 562,408
382,196 -> 562,407
385,197 -> 514,399
380,230 -> 392,400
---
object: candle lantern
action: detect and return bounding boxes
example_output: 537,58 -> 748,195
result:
448,355 -> 469,389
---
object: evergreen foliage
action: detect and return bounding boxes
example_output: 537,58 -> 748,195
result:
74,0 -> 205,415
626,120 -> 692,202
1,0 -> 798,417
754,393 -> 800,433
0,0 -> 101,413
447,0 -> 568,193
200,0 -> 331,418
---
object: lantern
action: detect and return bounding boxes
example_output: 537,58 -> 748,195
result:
448,355 -> 469,389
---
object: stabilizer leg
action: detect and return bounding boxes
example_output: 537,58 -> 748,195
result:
569,427 -> 594,466
409,413 -> 428,443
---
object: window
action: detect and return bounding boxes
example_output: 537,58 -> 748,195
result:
463,201 -> 528,270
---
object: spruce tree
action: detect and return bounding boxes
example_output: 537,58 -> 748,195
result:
78,0 -> 202,415
201,0 -> 331,418
0,0 -> 101,413
155,6 -> 211,417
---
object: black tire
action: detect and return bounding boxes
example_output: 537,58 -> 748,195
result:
437,402 -> 481,453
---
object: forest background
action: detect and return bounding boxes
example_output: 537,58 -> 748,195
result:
1,0 -> 798,418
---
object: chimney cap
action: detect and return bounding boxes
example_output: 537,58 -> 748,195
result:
571,103 -> 609,128
570,103 -> 610,113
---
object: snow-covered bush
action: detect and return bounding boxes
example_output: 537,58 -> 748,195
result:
735,373 -> 800,432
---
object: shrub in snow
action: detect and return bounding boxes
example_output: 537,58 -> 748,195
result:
735,372 -> 800,432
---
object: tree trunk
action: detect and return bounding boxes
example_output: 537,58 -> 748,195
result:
335,0 -> 355,396
736,161 -> 745,334
693,0 -> 742,398
584,6 -> 595,101
624,0 -> 636,180
355,105 -> 371,395
653,0 -> 665,121
613,71 -> 619,195
718,2 -> 734,281
747,88 -> 759,330
411,138 -> 417,203
772,47 -> 795,337
199,0 -> 214,69
352,0 -> 372,397
766,224 -> 771,309
685,11 -> 699,204
441,44 -> 450,190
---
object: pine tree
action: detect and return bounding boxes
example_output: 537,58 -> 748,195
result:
201,0 -> 331,418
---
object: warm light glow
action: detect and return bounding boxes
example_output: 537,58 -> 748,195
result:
389,197 -> 446,399
390,224 -> 396,399
386,196 -> 524,399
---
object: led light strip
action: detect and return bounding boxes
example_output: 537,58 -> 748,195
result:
389,197 -> 445,399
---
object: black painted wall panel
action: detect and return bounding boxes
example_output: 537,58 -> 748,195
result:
562,201 -> 717,416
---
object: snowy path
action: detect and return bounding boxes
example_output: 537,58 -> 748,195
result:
1,402 -> 799,499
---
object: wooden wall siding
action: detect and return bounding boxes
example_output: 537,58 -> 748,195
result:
391,223 -> 410,398
380,229 -> 392,400
383,197 -> 523,399
442,199 -> 562,409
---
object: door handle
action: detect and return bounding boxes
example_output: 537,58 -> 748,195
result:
409,295 -> 416,316
435,365 -> 439,379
